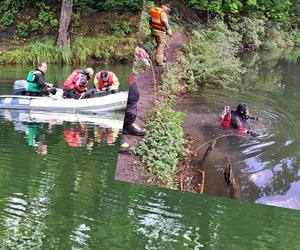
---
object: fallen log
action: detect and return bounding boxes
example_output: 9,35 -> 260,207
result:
193,140 -> 216,193
224,157 -> 241,200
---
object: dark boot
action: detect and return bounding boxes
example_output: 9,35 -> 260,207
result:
123,112 -> 146,136
123,123 -> 146,136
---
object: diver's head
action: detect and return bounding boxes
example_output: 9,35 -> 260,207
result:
236,103 -> 249,120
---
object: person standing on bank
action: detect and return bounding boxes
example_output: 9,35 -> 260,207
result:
119,46 -> 150,154
26,62 -> 56,96
149,2 -> 172,66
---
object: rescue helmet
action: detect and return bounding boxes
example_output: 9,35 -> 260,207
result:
100,71 -> 109,81
236,103 -> 249,119
160,2 -> 171,12
85,67 -> 94,78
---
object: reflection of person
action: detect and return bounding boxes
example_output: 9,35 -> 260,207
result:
63,68 -> 94,99
221,103 -> 259,136
149,3 -> 172,66
94,70 -> 120,93
94,127 -> 119,146
63,123 -> 88,147
26,62 -> 57,96
25,123 -> 49,155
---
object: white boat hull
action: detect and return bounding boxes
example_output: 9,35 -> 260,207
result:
0,91 -> 128,113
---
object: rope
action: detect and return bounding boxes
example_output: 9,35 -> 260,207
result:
149,60 -> 157,105
191,134 -> 248,155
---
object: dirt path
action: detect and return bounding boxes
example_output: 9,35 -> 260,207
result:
114,30 -> 188,184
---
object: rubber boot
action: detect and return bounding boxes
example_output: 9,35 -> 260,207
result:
123,112 -> 146,136
123,123 -> 146,136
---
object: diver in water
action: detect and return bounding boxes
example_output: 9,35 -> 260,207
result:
221,103 -> 259,137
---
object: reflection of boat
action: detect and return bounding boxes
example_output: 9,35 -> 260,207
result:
0,109 -> 124,129
0,91 -> 128,113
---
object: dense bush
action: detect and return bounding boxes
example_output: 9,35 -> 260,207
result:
74,0 -> 143,12
16,23 -> 29,38
182,20 -> 243,89
187,0 -> 296,22
111,21 -> 133,36
136,104 -> 186,187
0,12 -> 14,26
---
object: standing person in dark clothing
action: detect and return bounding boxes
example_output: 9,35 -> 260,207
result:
26,62 -> 56,96
119,46 -> 150,154
63,68 -> 94,99
122,73 -> 146,136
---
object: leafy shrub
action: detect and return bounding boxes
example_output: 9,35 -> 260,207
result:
230,17 -> 264,50
50,18 -> 59,28
30,20 -> 42,31
101,0 -> 142,12
17,23 -> 29,38
291,31 -> 300,47
71,11 -> 81,28
182,20 -> 243,89
0,12 -> 14,26
136,104 -> 186,187
111,21 -> 133,36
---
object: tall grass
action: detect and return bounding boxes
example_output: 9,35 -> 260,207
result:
0,35 -> 137,65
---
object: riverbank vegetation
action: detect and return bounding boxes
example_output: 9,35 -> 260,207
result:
134,0 -> 300,188
0,35 -> 137,65
0,0 -> 143,64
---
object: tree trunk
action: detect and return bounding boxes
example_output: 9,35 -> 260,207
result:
56,0 -> 73,48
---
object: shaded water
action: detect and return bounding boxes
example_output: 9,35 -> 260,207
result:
177,49 -> 300,210
1,62 -> 300,248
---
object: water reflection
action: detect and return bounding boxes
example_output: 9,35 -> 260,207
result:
0,109 -> 123,154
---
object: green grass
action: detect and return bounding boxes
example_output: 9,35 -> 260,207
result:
0,35 -> 137,65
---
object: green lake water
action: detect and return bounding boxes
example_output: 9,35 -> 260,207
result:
0,61 -> 300,249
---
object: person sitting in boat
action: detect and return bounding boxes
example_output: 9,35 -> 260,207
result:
63,68 -> 94,99
220,103 -> 259,136
26,62 -> 57,96
93,70 -> 120,94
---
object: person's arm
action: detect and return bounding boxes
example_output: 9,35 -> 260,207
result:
94,73 -> 99,90
161,11 -> 172,36
110,73 -> 120,91
34,72 -> 47,88
74,74 -> 88,92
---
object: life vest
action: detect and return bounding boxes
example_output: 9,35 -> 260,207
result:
222,113 -> 232,129
96,71 -> 113,90
63,70 -> 81,89
64,129 -> 81,147
150,7 -> 167,32
26,71 -> 41,92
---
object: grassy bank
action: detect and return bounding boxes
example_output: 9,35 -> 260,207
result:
0,34 -> 137,65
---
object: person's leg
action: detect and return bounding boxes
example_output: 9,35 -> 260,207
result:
156,32 -> 166,65
68,90 -> 80,99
